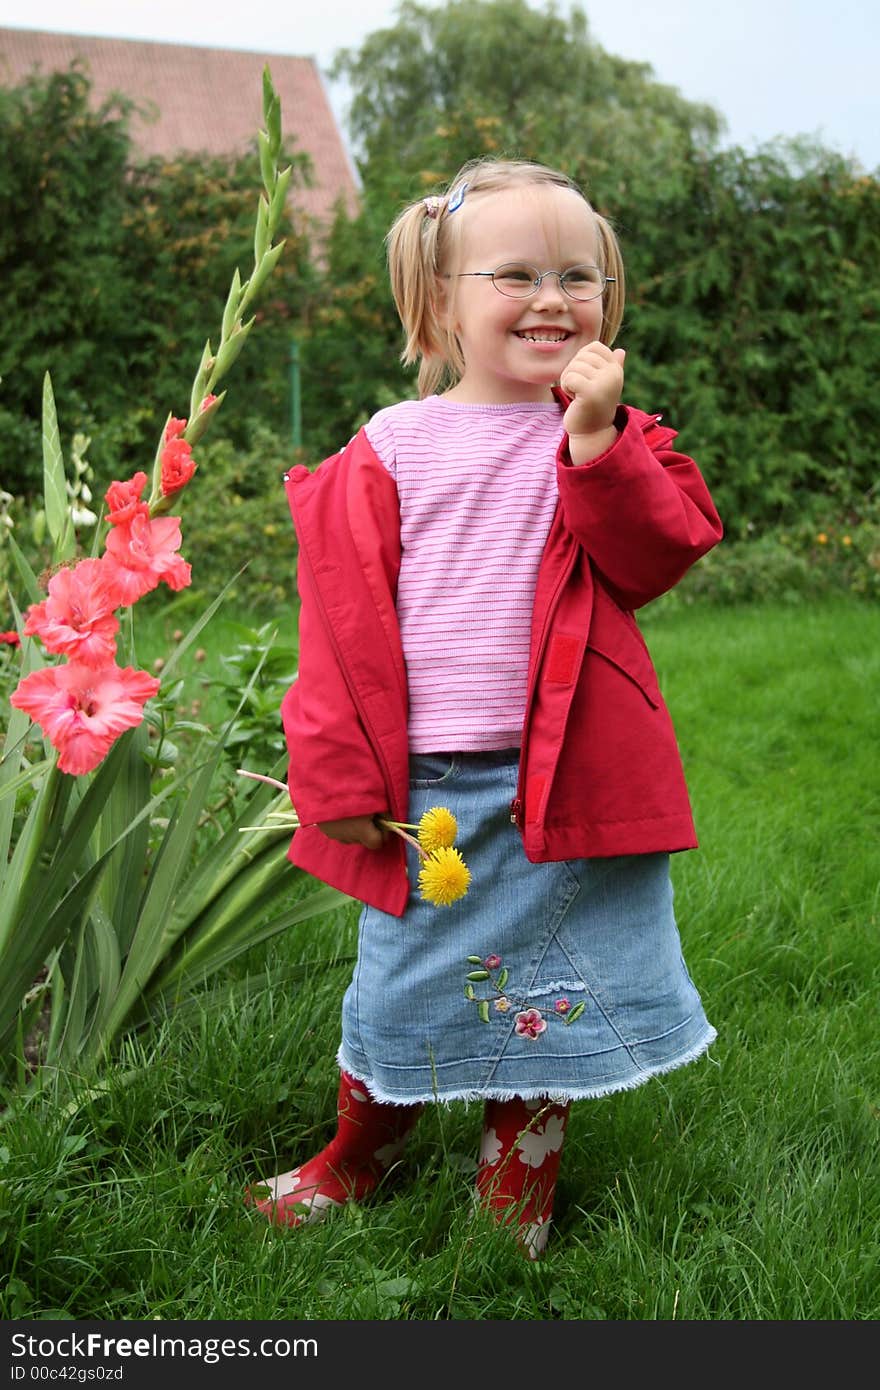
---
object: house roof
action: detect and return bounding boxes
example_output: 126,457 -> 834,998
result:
0,26 -> 359,228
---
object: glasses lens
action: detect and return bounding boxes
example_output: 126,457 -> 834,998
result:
491,263 -> 540,298
560,265 -> 605,301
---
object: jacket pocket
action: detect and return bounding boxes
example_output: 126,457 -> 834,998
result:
586,584 -> 662,708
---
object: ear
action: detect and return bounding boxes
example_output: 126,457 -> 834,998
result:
431,273 -> 454,332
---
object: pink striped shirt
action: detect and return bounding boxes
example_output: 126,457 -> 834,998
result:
365,395 -> 563,752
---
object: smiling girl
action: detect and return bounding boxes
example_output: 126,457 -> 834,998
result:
249,157 -> 723,1260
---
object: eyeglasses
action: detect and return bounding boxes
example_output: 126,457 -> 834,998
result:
450,262 -> 615,302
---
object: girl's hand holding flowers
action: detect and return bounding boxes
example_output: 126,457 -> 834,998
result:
559,341 -> 626,464
259,799 -> 472,905
379,807 -> 471,907
317,815 -> 388,850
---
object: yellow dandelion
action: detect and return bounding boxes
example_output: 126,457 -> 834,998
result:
817,532 -> 828,544
418,846 -> 471,907
417,805 -> 458,852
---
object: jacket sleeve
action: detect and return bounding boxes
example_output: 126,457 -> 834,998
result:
556,405 -> 723,610
281,551 -> 391,827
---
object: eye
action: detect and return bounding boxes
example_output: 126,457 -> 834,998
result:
493,263 -> 538,285
563,265 -> 602,287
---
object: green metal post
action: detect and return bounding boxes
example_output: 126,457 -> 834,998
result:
289,337 -> 302,448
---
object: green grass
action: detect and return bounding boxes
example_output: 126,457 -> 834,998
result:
1,596 -> 877,1320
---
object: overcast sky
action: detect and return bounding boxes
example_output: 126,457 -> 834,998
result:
0,0 -> 876,171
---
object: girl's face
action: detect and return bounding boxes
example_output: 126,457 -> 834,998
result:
441,184 -> 606,404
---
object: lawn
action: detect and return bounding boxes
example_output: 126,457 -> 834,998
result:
0,596 -> 877,1320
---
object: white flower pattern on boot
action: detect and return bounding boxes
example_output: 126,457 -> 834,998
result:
516,1113 -> 566,1169
479,1125 -> 503,1166
520,1215 -> 552,1259
265,1167 -> 302,1199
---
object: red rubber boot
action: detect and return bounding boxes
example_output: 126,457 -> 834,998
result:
476,1095 -> 571,1259
248,1070 -> 423,1227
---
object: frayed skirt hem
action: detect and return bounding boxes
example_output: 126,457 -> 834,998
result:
335,1026 -> 718,1108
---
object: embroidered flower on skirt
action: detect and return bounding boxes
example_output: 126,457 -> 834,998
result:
462,954 -> 585,1034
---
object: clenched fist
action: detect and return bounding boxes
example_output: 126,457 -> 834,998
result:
560,342 -> 626,463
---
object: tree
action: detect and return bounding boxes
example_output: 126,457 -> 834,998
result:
0,66 -> 315,496
332,0 -> 722,202
0,68 -> 135,493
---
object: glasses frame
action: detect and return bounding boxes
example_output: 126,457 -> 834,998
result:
448,262 -> 615,303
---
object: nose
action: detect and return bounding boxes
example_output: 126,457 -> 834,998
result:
531,272 -> 567,309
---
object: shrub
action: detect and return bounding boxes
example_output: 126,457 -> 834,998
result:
663,498 -> 880,607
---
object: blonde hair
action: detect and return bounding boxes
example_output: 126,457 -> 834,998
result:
386,157 -> 626,398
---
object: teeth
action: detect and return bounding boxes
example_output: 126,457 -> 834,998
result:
517,331 -> 568,342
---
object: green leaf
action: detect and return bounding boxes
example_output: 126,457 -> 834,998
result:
247,241 -> 286,302
253,195 -> 271,265
100,642 -> 278,1041
262,68 -> 282,155
207,318 -> 254,387
157,569 -> 245,686
41,374 -> 73,561
149,884 -> 347,1005
466,955 -> 483,964
466,969 -> 490,981
257,129 -> 275,195
184,388 -> 225,449
0,762 -> 71,956
0,757 -> 54,808
268,165 -> 292,234
477,1000 -> 490,1023
564,1001 -> 586,1025
497,967 -> 509,989
6,530 -> 43,606
187,339 -> 214,422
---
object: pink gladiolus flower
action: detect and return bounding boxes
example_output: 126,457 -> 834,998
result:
199,394 -> 218,413
10,661 -> 161,775
23,558 -> 120,666
105,472 -> 149,528
1,629 -> 20,647
513,1008 -> 547,1040
164,416 -> 187,443
160,437 -> 197,497
104,513 -> 192,605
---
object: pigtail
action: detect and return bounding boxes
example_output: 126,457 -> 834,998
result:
594,212 -> 625,345
386,200 -> 453,398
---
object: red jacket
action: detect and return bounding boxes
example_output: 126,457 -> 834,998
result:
281,403 -> 723,916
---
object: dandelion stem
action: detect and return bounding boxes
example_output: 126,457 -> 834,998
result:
378,819 -> 430,860
237,769 -> 288,793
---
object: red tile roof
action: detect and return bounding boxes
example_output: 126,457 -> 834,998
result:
0,26 -> 359,228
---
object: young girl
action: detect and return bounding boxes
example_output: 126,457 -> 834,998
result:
249,157 -> 723,1259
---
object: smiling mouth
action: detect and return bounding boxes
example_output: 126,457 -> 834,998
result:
514,330 -> 571,343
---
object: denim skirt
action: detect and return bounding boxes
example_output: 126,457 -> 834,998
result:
338,750 -> 717,1105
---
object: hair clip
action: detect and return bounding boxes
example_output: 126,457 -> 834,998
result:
446,182 -> 468,214
423,196 -> 443,219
